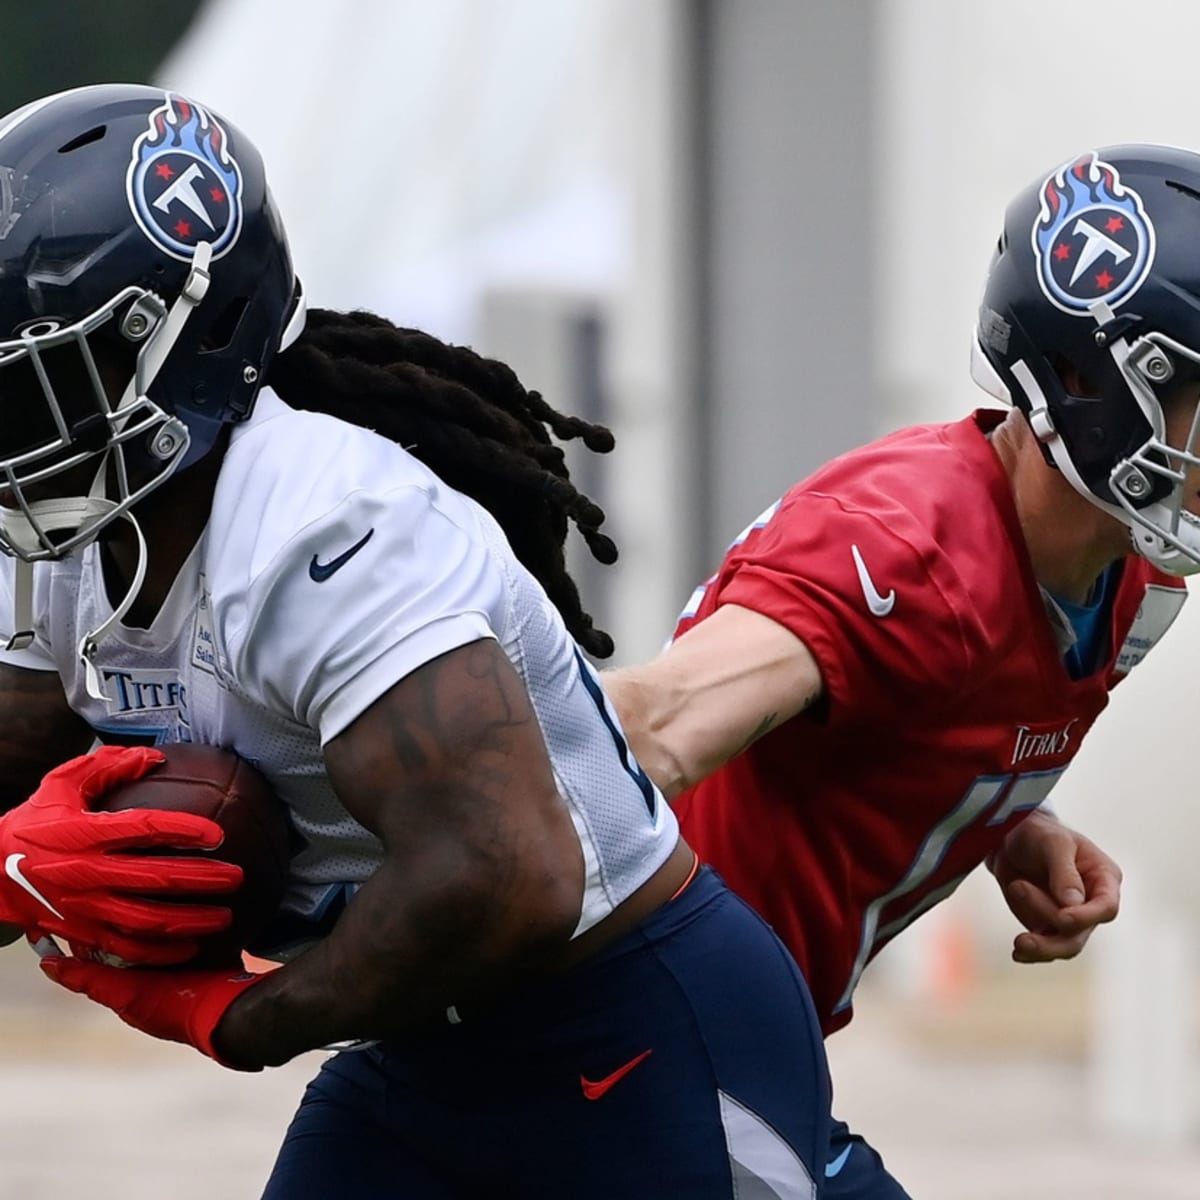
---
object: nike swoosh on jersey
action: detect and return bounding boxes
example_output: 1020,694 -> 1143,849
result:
850,543 -> 895,616
580,1049 -> 653,1100
4,853 -> 64,920
825,1145 -> 853,1178
309,528 -> 375,583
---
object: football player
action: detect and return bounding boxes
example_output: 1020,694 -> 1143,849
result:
0,85 -> 833,1198
605,145 -> 1199,1198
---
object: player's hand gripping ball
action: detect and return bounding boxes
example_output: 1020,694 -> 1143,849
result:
85,743 -> 291,967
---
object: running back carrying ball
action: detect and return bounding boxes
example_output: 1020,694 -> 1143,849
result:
93,743 -> 291,966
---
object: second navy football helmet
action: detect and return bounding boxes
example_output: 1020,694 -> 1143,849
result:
973,144 -> 1200,575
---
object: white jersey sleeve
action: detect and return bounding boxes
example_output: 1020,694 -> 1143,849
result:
213,481 -> 506,746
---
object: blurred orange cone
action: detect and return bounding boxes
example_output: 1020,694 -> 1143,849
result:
926,915 -> 976,1007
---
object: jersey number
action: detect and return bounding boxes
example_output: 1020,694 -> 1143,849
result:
833,768 -> 1064,1014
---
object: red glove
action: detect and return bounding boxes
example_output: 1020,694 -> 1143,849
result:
0,746 -> 243,965
40,951 -> 264,1070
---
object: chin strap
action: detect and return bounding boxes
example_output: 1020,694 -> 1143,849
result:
0,476 -> 120,655
1,461 -> 149,700
78,508 -> 147,702
122,240 -> 212,408
3,559 -> 33,653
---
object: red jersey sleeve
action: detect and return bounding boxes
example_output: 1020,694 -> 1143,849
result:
711,493 -> 981,725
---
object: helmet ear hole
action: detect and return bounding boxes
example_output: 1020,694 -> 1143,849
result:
200,297 -> 249,354
1047,352 -> 1098,399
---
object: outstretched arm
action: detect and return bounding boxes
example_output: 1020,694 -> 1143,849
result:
604,604 -> 824,799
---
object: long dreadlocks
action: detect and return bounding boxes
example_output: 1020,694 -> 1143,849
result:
266,308 -> 618,658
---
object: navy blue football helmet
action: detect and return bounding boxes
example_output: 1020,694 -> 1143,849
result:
973,144 -> 1200,575
0,83 -> 303,563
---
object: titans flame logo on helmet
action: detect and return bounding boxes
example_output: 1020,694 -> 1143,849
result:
1032,153 -> 1155,316
126,92 -> 243,263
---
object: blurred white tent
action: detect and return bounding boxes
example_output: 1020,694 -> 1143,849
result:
159,0 -> 633,334
158,0 -> 697,662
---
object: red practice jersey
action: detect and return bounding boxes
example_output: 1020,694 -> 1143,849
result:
673,410 -> 1186,1035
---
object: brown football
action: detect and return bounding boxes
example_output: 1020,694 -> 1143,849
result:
92,742 -> 292,966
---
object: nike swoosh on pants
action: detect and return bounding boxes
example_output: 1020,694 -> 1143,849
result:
825,1145 -> 853,1178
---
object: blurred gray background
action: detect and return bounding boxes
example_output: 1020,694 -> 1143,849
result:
1,2 -> 1199,1196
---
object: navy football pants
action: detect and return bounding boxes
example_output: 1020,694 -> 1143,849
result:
261,868 -> 832,1198
822,1119 -> 912,1199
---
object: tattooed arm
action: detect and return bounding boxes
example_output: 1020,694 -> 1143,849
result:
212,638 -> 584,1068
0,664 -> 97,944
604,604 -> 824,800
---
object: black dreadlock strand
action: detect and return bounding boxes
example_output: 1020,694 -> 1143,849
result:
266,308 -> 618,657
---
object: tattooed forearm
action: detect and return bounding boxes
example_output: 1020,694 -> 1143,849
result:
216,639 -> 583,1066
733,712 -> 779,758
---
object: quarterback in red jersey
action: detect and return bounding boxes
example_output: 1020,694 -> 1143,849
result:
608,143 -> 1200,1198
671,408 -> 1181,1037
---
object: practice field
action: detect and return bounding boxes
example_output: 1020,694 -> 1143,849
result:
0,949 -> 316,1199
829,976 -> 1200,1200
1,951 -> 1199,1198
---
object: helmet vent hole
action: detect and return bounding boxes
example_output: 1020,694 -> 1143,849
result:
1048,351 -> 1099,399
1166,179 -> 1200,203
57,126 -> 107,154
200,297 -> 248,353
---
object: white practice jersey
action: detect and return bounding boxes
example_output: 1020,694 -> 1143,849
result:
0,391 -> 676,953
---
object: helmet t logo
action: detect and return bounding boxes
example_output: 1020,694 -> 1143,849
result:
152,163 -> 216,231
1069,218 -> 1130,286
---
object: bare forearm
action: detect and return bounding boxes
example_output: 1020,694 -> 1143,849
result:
606,672 -> 724,799
605,606 -> 823,799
